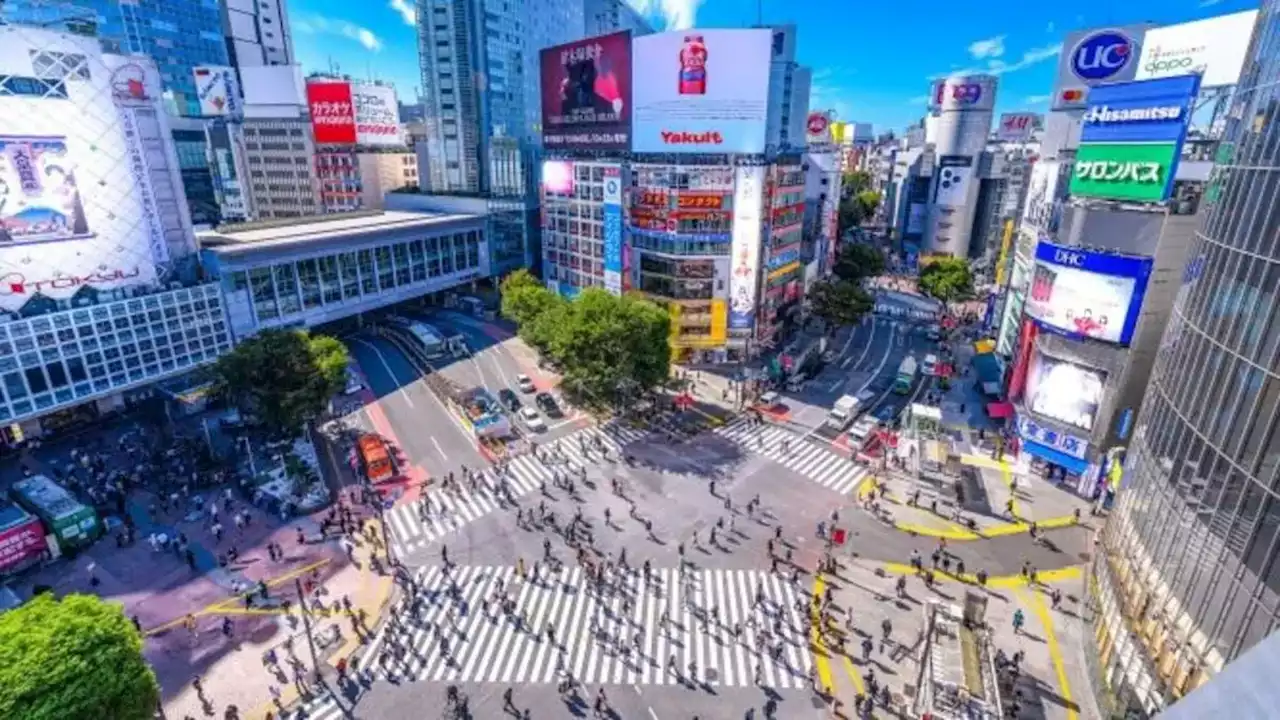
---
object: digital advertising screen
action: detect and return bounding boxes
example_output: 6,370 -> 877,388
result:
1024,240 -> 1153,345
632,29 -> 772,154
1024,350 -> 1107,432
541,160 -> 574,195
540,31 -> 632,151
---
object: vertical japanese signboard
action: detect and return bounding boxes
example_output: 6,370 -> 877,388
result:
729,166 -> 764,329
602,165 -> 624,295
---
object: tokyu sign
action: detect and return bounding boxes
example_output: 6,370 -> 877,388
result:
1069,142 -> 1178,203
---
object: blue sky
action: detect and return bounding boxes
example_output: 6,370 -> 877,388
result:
289,0 -> 1257,135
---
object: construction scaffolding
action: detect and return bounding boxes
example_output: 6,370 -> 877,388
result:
912,598 -> 1004,720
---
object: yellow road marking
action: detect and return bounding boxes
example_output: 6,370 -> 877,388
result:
810,574 -> 835,695
894,514 -> 1079,541
841,652 -> 867,695
878,563 -> 1082,589
146,557 -> 332,636
1017,587 -> 1078,720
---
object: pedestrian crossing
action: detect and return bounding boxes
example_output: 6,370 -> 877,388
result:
384,423 -> 650,556
367,564 -> 813,689
713,418 -> 867,495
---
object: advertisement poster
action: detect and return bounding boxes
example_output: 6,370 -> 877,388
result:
1017,415 -> 1090,461
632,29 -> 772,153
1135,11 -> 1257,88
541,160 -> 574,195
934,156 -> 973,208
806,111 -> 832,145
928,76 -> 996,112
1025,350 -> 1107,432
352,83 -> 402,146
1020,161 -> 1061,235
192,65 -> 240,117
0,136 -> 91,245
0,517 -> 46,574
729,166 -> 763,329
1052,25 -> 1148,110
997,112 -> 1038,142
306,81 -> 357,145
1025,240 -> 1153,345
540,31 -> 632,151
1070,141 -> 1179,203
602,165 -> 623,295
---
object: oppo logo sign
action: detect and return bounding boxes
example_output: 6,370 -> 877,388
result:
1054,249 -> 1087,267
1071,30 -> 1135,82
1145,56 -> 1195,74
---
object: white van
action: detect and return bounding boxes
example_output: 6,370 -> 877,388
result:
922,354 -> 939,376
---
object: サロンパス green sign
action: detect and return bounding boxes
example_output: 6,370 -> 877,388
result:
1069,142 -> 1179,203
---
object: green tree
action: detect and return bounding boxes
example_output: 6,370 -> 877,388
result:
0,593 -> 159,720
211,328 -> 349,438
833,243 -> 886,282
546,289 -> 671,411
807,279 -> 874,329
918,257 -> 975,309
842,170 -> 872,197
499,269 -> 555,327
854,190 -> 881,220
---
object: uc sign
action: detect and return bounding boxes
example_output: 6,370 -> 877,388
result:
1071,30 -> 1135,82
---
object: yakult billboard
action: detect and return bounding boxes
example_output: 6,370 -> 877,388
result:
632,30 -> 772,154
306,80 -> 357,145
540,31 -> 632,151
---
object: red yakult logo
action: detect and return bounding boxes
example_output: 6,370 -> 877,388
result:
660,130 -> 723,145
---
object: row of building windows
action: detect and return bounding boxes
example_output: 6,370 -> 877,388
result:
228,231 -> 483,323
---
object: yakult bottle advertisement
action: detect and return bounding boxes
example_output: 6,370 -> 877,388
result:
632,29 -> 772,154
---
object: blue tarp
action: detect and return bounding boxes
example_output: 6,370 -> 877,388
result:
1022,440 -> 1089,476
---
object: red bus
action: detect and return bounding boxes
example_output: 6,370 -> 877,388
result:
357,434 -> 395,483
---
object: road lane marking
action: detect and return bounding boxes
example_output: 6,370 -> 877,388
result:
431,436 -> 448,461
1018,587 -> 1079,720
353,338 -> 414,409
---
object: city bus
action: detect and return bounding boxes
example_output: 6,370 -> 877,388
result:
893,356 -> 918,395
356,434 -> 395,483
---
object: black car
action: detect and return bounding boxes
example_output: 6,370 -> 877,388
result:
499,388 -> 522,412
535,392 -> 563,418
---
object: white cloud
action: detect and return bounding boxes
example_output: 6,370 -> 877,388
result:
1025,94 -> 1051,104
625,0 -> 703,31
931,42 -> 1062,79
390,0 -> 416,25
968,35 -> 1006,60
294,15 -> 383,52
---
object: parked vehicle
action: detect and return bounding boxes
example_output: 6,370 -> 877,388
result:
535,392 -> 562,418
499,389 -> 522,412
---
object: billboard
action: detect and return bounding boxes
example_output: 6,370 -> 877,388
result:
540,31 -> 632,151
632,29 -> 772,153
806,111 -> 832,145
1052,25 -> 1147,110
192,65 -> 240,117
1024,349 -> 1107,432
729,166 -> 763,329
541,160 -> 574,194
602,165 -> 624,295
0,137 -> 92,245
997,112 -> 1038,142
351,83 -> 402,146
1020,161 -> 1062,236
306,81 -> 357,145
934,156 -> 973,208
1070,75 -> 1198,203
1135,11 -> 1257,88
1025,240 -> 1153,345
928,75 -> 997,113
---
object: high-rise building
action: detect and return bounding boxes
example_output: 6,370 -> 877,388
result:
222,0 -> 294,69
583,0 -> 651,37
1086,6 -> 1280,716
1,0 -> 229,118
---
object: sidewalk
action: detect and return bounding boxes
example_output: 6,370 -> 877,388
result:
157,518 -> 395,720
816,558 -> 1095,720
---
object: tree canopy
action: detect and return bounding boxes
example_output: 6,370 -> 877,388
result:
918,257 -> 975,306
501,281 -> 671,411
841,170 -> 872,197
807,279 -> 874,330
833,243 -> 886,282
837,189 -> 882,236
0,593 -> 159,720
211,328 -> 349,438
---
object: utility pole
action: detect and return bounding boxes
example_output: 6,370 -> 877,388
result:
295,577 -> 323,683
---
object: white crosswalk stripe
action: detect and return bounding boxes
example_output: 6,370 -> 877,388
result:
367,565 -> 812,688
385,424 -> 650,556
713,418 -> 867,495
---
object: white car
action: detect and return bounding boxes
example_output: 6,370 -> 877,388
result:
849,416 -> 878,441
519,407 -> 546,432
517,374 -> 537,393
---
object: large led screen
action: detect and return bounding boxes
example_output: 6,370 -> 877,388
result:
1024,350 -> 1107,432
540,31 -> 632,151
1024,240 -> 1153,345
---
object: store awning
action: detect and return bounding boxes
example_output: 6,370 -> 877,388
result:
987,402 -> 1014,419
1022,440 -> 1089,476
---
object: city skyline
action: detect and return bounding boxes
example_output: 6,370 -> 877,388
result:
288,0 -> 1259,133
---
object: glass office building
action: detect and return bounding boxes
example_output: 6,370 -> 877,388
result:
1087,6 -> 1280,716
1,0 -> 228,117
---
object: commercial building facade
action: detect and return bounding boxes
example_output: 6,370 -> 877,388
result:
1085,6 -> 1280,716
